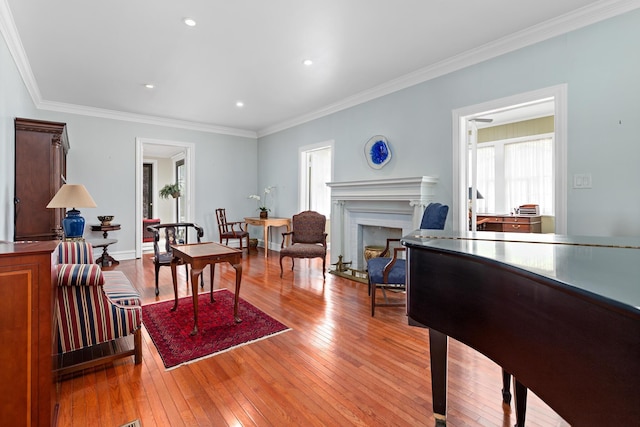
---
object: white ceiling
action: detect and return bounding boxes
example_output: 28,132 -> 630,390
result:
3,0 -> 637,137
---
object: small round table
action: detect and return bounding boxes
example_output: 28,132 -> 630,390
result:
91,238 -> 119,267
90,224 -> 121,267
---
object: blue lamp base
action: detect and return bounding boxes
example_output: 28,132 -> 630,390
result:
62,209 -> 85,239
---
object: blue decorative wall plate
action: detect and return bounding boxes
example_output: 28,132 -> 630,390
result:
364,135 -> 391,169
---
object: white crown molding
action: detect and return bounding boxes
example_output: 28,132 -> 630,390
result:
3,0 -> 639,138
0,0 -> 256,138
0,0 -> 42,102
38,100 -> 258,138
257,0 -> 640,137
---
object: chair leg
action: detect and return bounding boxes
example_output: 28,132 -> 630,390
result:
134,328 -> 142,364
279,255 -> 284,277
154,263 -> 160,296
322,256 -> 326,279
371,283 -> 376,316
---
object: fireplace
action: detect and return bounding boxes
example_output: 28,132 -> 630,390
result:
327,176 -> 438,278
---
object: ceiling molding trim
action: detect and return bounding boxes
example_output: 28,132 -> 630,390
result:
0,0 -> 42,103
37,95 -> 257,141
37,100 -> 257,138
257,0 -> 640,137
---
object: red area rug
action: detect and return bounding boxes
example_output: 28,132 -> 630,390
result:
142,289 -> 290,369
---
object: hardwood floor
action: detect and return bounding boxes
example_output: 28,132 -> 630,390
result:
56,248 -> 569,427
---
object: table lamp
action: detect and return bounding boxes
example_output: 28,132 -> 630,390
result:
468,187 -> 484,201
47,184 -> 97,238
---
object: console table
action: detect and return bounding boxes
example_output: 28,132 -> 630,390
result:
244,217 -> 291,257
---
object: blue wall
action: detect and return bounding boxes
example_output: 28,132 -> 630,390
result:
257,9 -> 640,238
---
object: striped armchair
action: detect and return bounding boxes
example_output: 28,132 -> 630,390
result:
55,241 -> 142,375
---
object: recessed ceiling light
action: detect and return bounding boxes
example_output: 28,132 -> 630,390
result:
302,59 -> 313,66
183,18 -> 196,27
144,84 -> 155,89
236,101 -> 244,108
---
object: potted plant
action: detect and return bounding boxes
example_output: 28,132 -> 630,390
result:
248,186 -> 274,218
159,183 -> 182,199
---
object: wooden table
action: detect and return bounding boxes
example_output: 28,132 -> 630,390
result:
89,238 -> 119,267
90,224 -> 121,266
91,223 -> 121,239
170,242 -> 243,335
244,217 -> 291,258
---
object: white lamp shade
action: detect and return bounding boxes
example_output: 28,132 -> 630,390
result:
47,184 -> 97,209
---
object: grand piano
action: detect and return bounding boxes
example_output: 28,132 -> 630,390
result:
403,230 -> 640,426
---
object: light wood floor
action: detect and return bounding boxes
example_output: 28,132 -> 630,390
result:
56,247 -> 569,427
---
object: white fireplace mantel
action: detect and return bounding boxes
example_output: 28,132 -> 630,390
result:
327,176 -> 438,204
327,176 -> 438,267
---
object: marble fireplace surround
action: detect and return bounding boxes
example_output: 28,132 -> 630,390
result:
327,176 -> 438,271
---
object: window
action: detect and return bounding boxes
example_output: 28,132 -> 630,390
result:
472,134 -> 553,215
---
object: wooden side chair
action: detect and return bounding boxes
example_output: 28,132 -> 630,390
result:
146,222 -> 204,296
367,202 -> 449,316
216,208 -> 250,252
279,210 -> 327,279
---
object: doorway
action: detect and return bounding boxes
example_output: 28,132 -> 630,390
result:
299,141 -> 334,246
135,138 -> 195,259
453,85 -> 567,234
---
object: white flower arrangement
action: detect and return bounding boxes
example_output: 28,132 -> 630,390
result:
248,186 -> 274,212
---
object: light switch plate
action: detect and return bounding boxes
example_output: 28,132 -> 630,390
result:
573,173 -> 592,189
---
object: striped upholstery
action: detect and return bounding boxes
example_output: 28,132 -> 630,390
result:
55,242 -> 142,354
57,241 -> 95,264
102,271 -> 142,306
57,263 -> 104,286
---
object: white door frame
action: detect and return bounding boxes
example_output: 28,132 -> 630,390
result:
452,84 -> 568,234
135,137 -> 196,259
298,140 -> 335,213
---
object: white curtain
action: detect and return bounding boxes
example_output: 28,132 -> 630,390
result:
505,138 -> 553,215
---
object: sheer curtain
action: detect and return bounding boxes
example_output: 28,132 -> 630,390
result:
475,146 -> 495,213
505,138 -> 553,215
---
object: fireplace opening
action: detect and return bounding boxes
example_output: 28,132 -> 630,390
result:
358,225 -> 402,270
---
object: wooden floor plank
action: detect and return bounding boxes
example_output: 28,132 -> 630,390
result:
55,247 -> 570,426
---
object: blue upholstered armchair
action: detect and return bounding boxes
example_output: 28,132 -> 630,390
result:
366,202 -> 449,316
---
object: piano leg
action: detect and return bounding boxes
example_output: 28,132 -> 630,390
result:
502,370 -> 512,405
429,329 -> 448,426
513,378 -> 528,427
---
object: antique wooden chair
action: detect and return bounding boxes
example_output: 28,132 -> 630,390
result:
216,208 -> 250,252
367,202 -> 449,316
279,210 -> 327,278
146,222 -> 204,295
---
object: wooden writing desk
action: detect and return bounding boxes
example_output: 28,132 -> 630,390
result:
170,242 -> 243,335
476,214 -> 541,233
244,217 -> 291,258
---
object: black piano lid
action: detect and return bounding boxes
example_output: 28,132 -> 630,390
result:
402,230 -> 640,314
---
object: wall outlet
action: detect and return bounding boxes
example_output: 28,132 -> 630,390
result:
573,173 -> 592,189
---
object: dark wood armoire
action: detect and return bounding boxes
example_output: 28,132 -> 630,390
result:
14,118 -> 69,241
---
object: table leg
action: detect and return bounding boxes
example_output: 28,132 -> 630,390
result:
209,264 -> 216,303
514,378 -> 528,427
285,223 -> 291,247
231,262 -> 243,323
189,266 -> 205,335
170,259 -> 179,311
263,226 -> 269,258
429,329 -> 448,426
